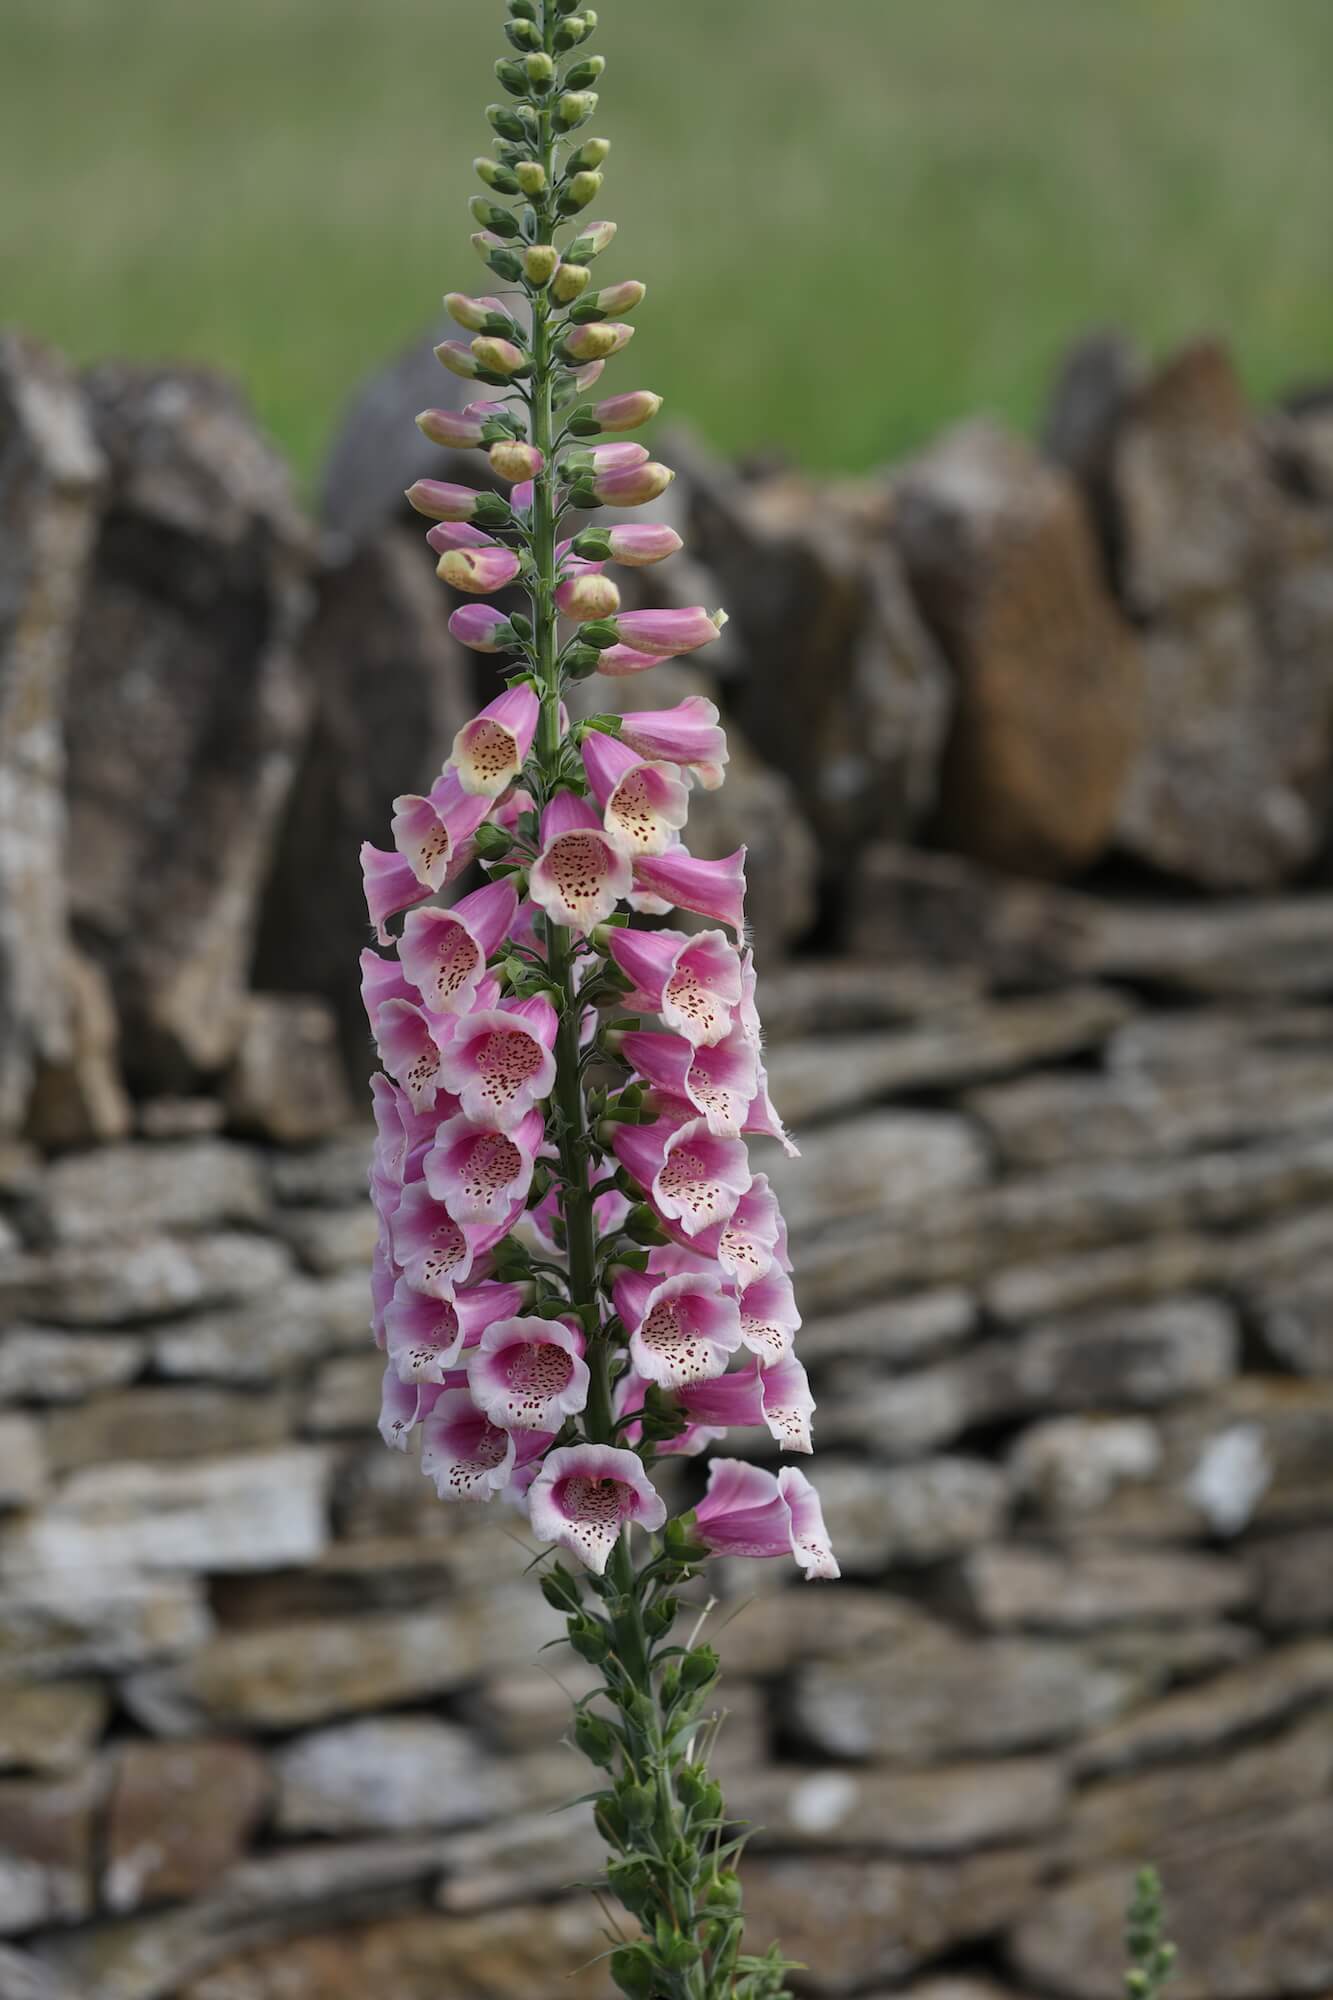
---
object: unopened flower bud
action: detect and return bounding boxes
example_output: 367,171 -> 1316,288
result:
524,49 -> 556,89
486,103 -> 529,142
595,280 -> 645,316
610,1946 -> 656,1999
468,196 -> 520,238
471,232 -> 525,282
552,262 -> 591,304
569,1614 -> 611,1665
504,16 -> 542,50
437,545 -> 523,594
556,569 -> 621,620
563,643 -> 603,679
564,55 -> 605,89
435,340 -> 480,381
593,389 -> 662,432
489,440 -> 545,483
555,0 -> 583,14
556,90 -> 598,129
592,460 -> 675,508
405,479 -> 509,525
563,322 -> 633,364
474,156 -> 520,194
449,605 -> 519,655
416,406 -> 486,449
494,57 -> 529,97
507,0 -> 538,19
471,335 -> 529,378
514,159 -> 546,196
567,219 -> 618,261
573,1710 -> 619,1769
680,1643 -> 719,1691
524,243 -> 560,285
605,524 -> 684,565
559,170 -> 603,214
445,291 -> 507,333
573,137 -> 611,169
625,1204 -> 666,1246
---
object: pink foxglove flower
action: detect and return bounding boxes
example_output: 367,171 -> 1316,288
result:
449,603 -> 521,654
529,791 -> 633,934
399,879 -> 519,1014
405,478 -> 493,523
436,995 -> 559,1130
450,685 -> 540,795
735,1263 -> 801,1362
468,1316 -> 591,1431
424,1108 -> 544,1224
423,1389 -> 530,1501
612,1115 -> 752,1237
389,1181 -> 509,1299
426,519 -> 496,555
612,1267 -> 743,1388
679,1351 -> 815,1453
555,564 -> 621,621
379,1368 -> 443,1452
603,523 -> 682,565
527,1443 -> 667,1574
616,696 -> 729,786
631,845 -> 747,935
693,1459 -> 840,1581
437,543 -> 524,594
606,607 -> 725,658
679,1172 -> 789,1290
622,1023 -> 759,1137
361,842 -> 432,944
372,998 -> 454,1113
590,460 -> 674,507
591,389 -> 662,431
385,1277 -> 529,1385
582,731 -> 689,856
585,441 -> 649,471
605,927 -> 743,1046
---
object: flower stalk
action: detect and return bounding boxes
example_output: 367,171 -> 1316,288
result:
362,5 -> 836,1994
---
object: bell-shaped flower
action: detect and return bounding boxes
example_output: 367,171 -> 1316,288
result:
372,997 -> 454,1113
582,732 -> 689,858
469,1315 -> 591,1432
679,1351 -> 815,1453
385,1276 -> 528,1386
612,1267 -> 743,1389
526,1442 -> 667,1573
451,686 -> 541,797
593,644 -> 674,678
681,1173 -> 789,1291
612,1115 -> 751,1238
631,845 -> 747,936
422,1389 -> 531,1501
625,1022 -> 758,1138
606,608 -> 725,659
692,1458 -> 839,1580
613,1367 -> 726,1458
424,1107 -> 544,1225
399,879 -> 519,1016
389,1181 -> 511,1299
605,928 -> 742,1048
368,1074 -> 437,1205
735,1263 -> 801,1363
529,791 -> 633,935
361,950 -> 415,1030
361,843 -> 432,944
436,994 -> 559,1131
390,769 -> 493,893
616,697 -> 729,788
379,1369 -> 444,1452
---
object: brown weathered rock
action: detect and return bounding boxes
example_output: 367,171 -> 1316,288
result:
892,421 -> 1141,876
0,1768 -> 100,1935
742,1848 -> 1046,1996
23,947 -> 132,1151
0,336 -> 105,1137
274,1718 -> 509,1835
790,1623 -> 1140,1764
709,1587 -> 929,1679
0,1685 -> 107,1777
0,1943 -> 79,2000
751,960 -> 982,1043
733,1757 -> 1068,1856
680,445 -> 953,864
1248,1258 -> 1333,1375
1075,1639 -> 1333,1777
1009,1799 -> 1333,2000
268,1129 -> 375,1208
67,364 -> 314,1090
302,1353 -> 384,1436
103,1742 -> 270,1913
957,1542 -> 1251,1633
1251,1525 -> 1333,1632
223,995 -> 353,1146
251,529 -> 471,1080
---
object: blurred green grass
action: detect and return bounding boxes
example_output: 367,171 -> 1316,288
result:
6,0 -> 1333,489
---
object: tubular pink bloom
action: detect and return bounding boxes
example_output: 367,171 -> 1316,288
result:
564,322 -> 635,364
379,1368 -> 442,1452
489,440 -> 545,482
436,340 -> 481,380
593,390 -> 663,432
609,608 -> 725,658
424,1107 -> 544,1225
571,362 -> 608,396
625,1022 -> 758,1137
582,733 -> 689,857
427,523 -> 498,559
451,685 -> 540,797
438,544 -> 523,594
370,1237 -> 397,1349
614,1368 -> 726,1457
389,780 -> 488,896
361,948 -> 415,1028
405,480 -> 488,523
632,846 -> 747,936
606,524 -> 683,566
588,442 -> 650,471
436,996 -> 559,1131
368,1073 -> 437,1202
613,1115 -> 752,1238
555,564 -> 621,621
470,336 -> 528,377
693,1458 -> 839,1580
617,699 -> 730,786
361,843 -> 431,943
679,1353 -> 813,1450
389,1182 -> 486,1299
593,645 -> 672,678
445,291 -> 508,330
529,791 -> 633,934
421,1389 -> 517,1501
605,927 -> 742,1047
392,1277 -> 530,1386
469,1316 -> 590,1432
449,604 -> 518,654
527,1442 -> 667,1574
743,1069 -> 801,1159
373,998 -> 452,1113
678,1366 -> 766,1432
510,479 -> 536,518
612,1267 -> 743,1389
591,461 -> 674,508
595,281 -> 647,315
416,407 -> 487,449
736,1263 -> 801,1363
679,1174 -> 787,1290
399,879 -> 519,1015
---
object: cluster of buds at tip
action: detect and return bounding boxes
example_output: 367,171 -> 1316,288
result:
364,8 -> 832,1996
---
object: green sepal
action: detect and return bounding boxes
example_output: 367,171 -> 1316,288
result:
487,103 -> 528,141
504,17 -> 542,50
476,157 -> 522,194
624,1204 -> 666,1248
577,619 -> 619,649
564,55 -> 605,89
506,0 -> 538,18
473,823 -> 515,861
480,412 -> 525,444
563,646 -> 603,682
573,1709 -> 621,1769
568,300 -> 609,324
568,1614 -> 611,1665
609,1945 -> 656,1999
471,489 -> 514,526
469,197 -> 521,238
565,481 -> 603,510
494,58 -> 529,97
539,1564 -> 583,1613
484,246 -> 525,282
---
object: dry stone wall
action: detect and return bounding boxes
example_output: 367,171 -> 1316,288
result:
1,324 -> 1332,1998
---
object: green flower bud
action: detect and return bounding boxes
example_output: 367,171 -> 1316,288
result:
524,49 -> 556,91
610,1946 -> 656,1999
559,170 -> 603,214
574,1710 -> 620,1770
556,0 -> 584,14
568,1614 -> 610,1664
619,1780 -> 656,1831
584,6 -> 599,22
565,55 -> 606,89
552,262 -> 591,303
680,1644 -> 719,1691
643,1594 -> 678,1638
659,1932 -> 701,1972
507,0 -> 538,18
573,137 -> 612,169
571,526 -> 612,559
523,243 -> 560,286
556,89 -> 599,130
514,159 -> 547,196
473,822 -> 517,862
595,1796 -> 629,1848
576,619 -> 619,650
494,58 -> 529,97
504,17 -> 542,50
567,218 -> 617,261
705,1871 -> 744,1914
553,14 -> 590,51
469,196 -> 521,238
564,645 -> 603,682
539,1563 -> 582,1613
625,1204 -> 666,1247
475,157 -> 520,195
606,1857 -> 657,1921
486,103 -> 529,142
